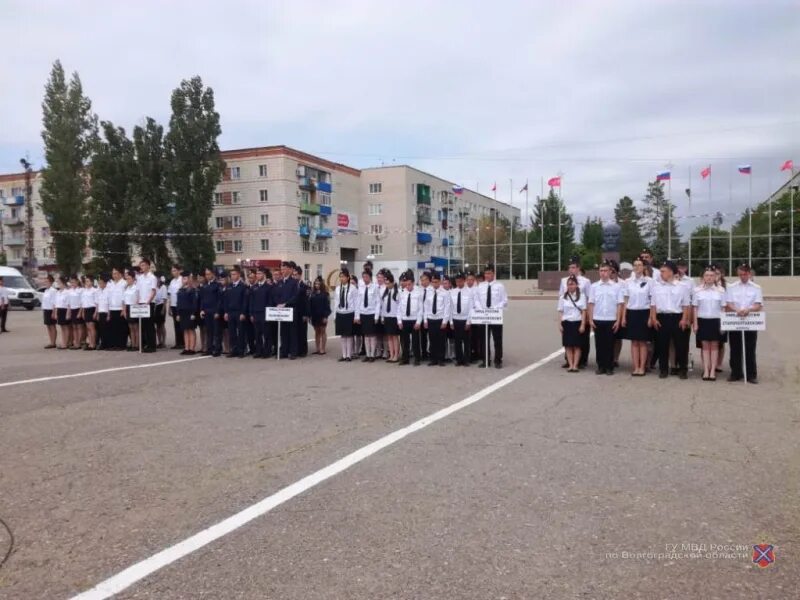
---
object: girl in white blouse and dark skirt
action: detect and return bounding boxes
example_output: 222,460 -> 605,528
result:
557,276 -> 587,372
692,266 -> 726,381
334,269 -> 358,362
622,256 -> 653,376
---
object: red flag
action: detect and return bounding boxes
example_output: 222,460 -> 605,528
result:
781,159 -> 794,172
490,182 -> 496,192
700,166 -> 711,179
547,176 -> 561,187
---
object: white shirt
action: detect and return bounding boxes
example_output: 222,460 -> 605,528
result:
155,284 -> 167,305
589,280 -> 623,321
168,277 -> 182,306
355,283 -> 381,318
651,279 -> 690,313
693,285 -> 726,319
108,279 -> 126,310
0,286 -> 8,307
80,287 -> 98,308
559,274 -> 591,298
624,275 -> 652,311
54,288 -> 69,309
558,293 -> 587,322
725,280 -> 764,311
334,283 -> 358,315
97,286 -> 110,313
380,286 -> 400,321
123,284 -> 139,306
474,280 -> 508,310
450,286 -> 475,323
137,272 -> 157,304
68,287 -> 82,310
423,285 -> 452,324
42,285 -> 58,310
396,286 -> 424,324
676,275 -> 695,304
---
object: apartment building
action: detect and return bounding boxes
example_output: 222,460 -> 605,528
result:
0,171 -> 55,272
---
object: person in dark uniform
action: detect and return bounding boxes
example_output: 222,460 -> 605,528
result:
248,267 -> 271,358
274,261 -> 300,359
293,265 -> 310,357
199,267 -> 222,357
309,276 -> 331,355
222,266 -> 247,358
216,272 -> 229,354
267,267 -> 282,357
176,271 -> 199,355
241,270 -> 256,355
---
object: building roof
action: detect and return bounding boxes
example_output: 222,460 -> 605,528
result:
220,145 -> 361,177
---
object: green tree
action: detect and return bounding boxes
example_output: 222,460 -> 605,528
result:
164,76 -> 224,272
688,221 -> 729,274
39,60 -> 97,274
526,189 -> 575,276
89,122 -> 137,271
578,216 -> 603,267
613,195 -> 644,261
639,180 -> 680,263
133,118 -> 171,268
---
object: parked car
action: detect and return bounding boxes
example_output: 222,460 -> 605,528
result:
0,266 -> 43,309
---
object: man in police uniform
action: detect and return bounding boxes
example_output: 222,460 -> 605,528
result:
223,266 -> 247,358
423,271 -> 451,366
275,261 -> 300,359
396,271 -> 423,366
725,263 -> 763,383
248,267 -> 271,358
474,264 -> 507,368
199,267 -> 222,357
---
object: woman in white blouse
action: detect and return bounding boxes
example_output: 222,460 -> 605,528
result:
123,269 -> 140,351
79,274 -> 99,350
692,266 -> 726,381
67,275 -> 83,349
334,268 -> 358,362
622,256 -> 652,376
557,276 -> 587,372
53,276 -> 72,349
41,274 -> 58,349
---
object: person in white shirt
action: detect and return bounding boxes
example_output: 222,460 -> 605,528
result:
374,269 -> 387,359
67,275 -> 83,349
79,274 -> 99,350
108,267 -> 128,350
123,269 -> 140,351
692,266 -> 726,381
725,263 -> 764,383
354,269 -> 381,362
53,276 -> 72,349
395,270 -> 424,365
41,274 -> 58,348
640,248 -> 662,282
418,271 -> 433,360
136,259 -> 158,353
674,258 -> 695,373
559,258 -> 592,368
96,273 -> 110,350
622,256 -> 653,376
422,271 -> 452,366
558,275 -> 587,372
167,264 -> 183,349
0,276 -> 9,333
474,263 -> 508,369
334,268 -> 358,362
588,261 -> 624,375
449,272 -> 474,367
380,272 -> 401,363
649,260 -> 691,379
154,275 -> 168,349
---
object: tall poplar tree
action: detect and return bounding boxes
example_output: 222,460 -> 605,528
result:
133,118 -> 171,268
639,180 -> 679,262
613,195 -> 644,261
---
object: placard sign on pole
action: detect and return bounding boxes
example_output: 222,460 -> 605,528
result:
470,308 -> 504,368
266,307 -> 294,361
130,304 -> 151,353
720,311 -> 766,384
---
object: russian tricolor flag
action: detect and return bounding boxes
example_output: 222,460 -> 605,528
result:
656,171 -> 671,181
738,165 -> 752,175
452,185 -> 463,195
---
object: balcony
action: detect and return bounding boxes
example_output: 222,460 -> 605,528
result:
5,237 -> 25,246
298,225 -> 310,236
300,202 -> 321,215
3,217 -> 23,226
442,238 -> 449,247
316,181 -> 332,193
416,184 -> 431,205
299,177 -> 316,192
316,228 -> 333,238
6,257 -> 23,267
2,195 -> 24,206
318,204 -> 332,216
416,232 -> 432,244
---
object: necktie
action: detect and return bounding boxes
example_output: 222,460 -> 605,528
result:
385,290 -> 391,312
339,284 -> 345,308
432,291 -> 437,314
406,291 -> 411,317
457,290 -> 461,313
423,288 -> 427,304
364,286 -> 369,308
486,284 -> 492,308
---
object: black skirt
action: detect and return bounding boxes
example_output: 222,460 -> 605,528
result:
561,320 -> 582,347
83,307 -> 96,322
179,310 -> 197,331
359,313 -> 377,336
57,308 -> 70,326
625,309 -> 651,341
43,310 -> 54,326
72,310 -> 84,325
696,317 -> 722,342
335,312 -> 355,336
383,316 -> 399,335
154,303 -> 167,324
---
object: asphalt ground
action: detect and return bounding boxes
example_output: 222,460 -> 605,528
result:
0,302 -> 798,599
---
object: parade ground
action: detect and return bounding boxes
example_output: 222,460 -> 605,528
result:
0,300 -> 798,600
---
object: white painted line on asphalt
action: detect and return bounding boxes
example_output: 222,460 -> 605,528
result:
70,345 -> 565,600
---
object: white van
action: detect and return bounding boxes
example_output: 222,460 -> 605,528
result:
0,266 -> 42,310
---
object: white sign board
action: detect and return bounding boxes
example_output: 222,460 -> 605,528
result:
720,311 -> 766,332
470,308 -> 504,325
129,304 -> 151,318
266,307 -> 294,322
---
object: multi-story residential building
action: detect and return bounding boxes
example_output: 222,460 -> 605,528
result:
0,171 -> 55,272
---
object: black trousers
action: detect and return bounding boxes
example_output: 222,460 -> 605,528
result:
295,317 -> 308,356
227,312 -> 243,355
729,331 -> 758,379
279,320 -> 297,358
427,319 -> 445,363
170,307 -> 183,348
267,321 -> 278,356
419,327 -> 430,358
656,313 -> 687,373
593,320 -> 615,371
0,306 -> 8,331
675,324 -> 691,367
109,310 -> 126,349
97,312 -> 108,348
141,302 -> 156,351
253,318 -> 271,357
400,319 -> 421,362
204,311 -> 221,353
478,324 -> 504,364
452,319 -> 469,365
579,327 -> 591,367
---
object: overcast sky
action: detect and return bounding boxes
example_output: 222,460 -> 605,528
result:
1,0 -> 798,233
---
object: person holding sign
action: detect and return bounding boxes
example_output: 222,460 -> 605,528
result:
692,266 -> 726,381
588,261 -> 623,375
558,275 -> 587,372
334,268 -> 358,362
649,261 -> 691,379
422,271 -> 452,367
396,270 -> 424,366
725,263 -> 763,383
474,264 -> 507,369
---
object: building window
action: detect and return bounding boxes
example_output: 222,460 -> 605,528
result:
369,224 -> 383,235
260,239 -> 269,252
232,191 -> 241,204
259,189 -> 268,202
303,263 -> 310,278
300,191 -> 310,203
370,244 -> 384,256
215,216 -> 242,229
258,164 -> 268,177
11,187 -> 24,196
298,216 -> 310,227
230,166 -> 241,180
414,244 -> 425,255
302,240 -> 328,253
233,240 -> 243,253
368,183 -> 382,194
368,203 -> 383,216
214,192 -> 222,205
319,193 -> 331,206
260,214 -> 269,227
316,264 -> 323,279
215,240 -> 225,253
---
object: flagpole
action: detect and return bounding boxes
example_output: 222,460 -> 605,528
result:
768,171 -> 772,276
748,169 -> 753,266
540,176 -> 545,274
477,192 -> 481,269
524,180 -> 529,279
728,168 -> 733,276
493,186 -> 497,270
666,162 -> 673,258
707,166 -> 712,265
791,167 -> 796,276
557,173 -> 563,270
509,178 -> 513,279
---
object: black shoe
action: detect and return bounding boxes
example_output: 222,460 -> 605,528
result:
180,350 -> 190,355
561,362 -> 569,369
252,354 -> 262,359
201,351 -> 212,356
595,368 -> 606,375
605,369 -> 614,376
338,357 -> 347,362
495,362 -> 502,369
659,371 -> 669,379
363,357 -> 371,363
428,361 -> 438,366
398,360 -> 409,365
748,377 -> 759,384
479,363 -> 489,368
727,375 -> 743,382
227,353 -> 240,358
212,352 -> 221,357
679,370 -> 688,380
142,348 -> 156,353
345,357 -> 352,362
670,367 -> 679,375
413,360 -> 421,366
289,355 -> 296,360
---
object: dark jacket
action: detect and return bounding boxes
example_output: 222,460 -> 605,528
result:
309,291 -> 332,325
222,280 -> 246,313
176,286 -> 199,313
199,280 -> 222,313
248,282 -> 270,319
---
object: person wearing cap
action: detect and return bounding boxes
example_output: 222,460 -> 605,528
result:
354,269 -> 381,362
725,263 -> 763,383
274,261 -> 300,359
167,264 -> 183,349
422,271 -> 452,366
649,260 -> 691,378
622,256 -> 653,376
558,275 -> 587,372
380,271 -> 401,362
396,270 -> 424,365
246,267 -> 271,359
673,258 -> 695,374
640,248 -> 661,282
222,266 -> 247,358
450,272 -> 474,366
474,263 -> 507,368
588,261 -> 624,375
175,271 -> 199,355
334,268 -> 358,362
198,267 -> 223,357
559,257 -> 592,369
693,266 -> 726,381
